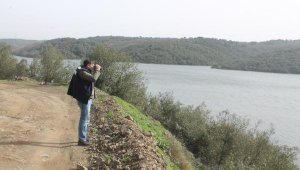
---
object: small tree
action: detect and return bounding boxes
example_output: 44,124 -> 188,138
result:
89,45 -> 147,108
0,43 -> 17,79
16,59 -> 29,77
29,56 -> 42,78
40,45 -> 64,83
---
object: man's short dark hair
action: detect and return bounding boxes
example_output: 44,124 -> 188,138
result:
83,59 -> 91,67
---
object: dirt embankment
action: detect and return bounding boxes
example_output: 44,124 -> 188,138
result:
0,81 -> 88,170
88,95 -> 165,170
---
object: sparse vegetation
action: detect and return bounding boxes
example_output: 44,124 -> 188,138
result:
0,43 -> 30,79
16,59 -> 29,77
0,43 -> 17,79
143,93 -> 299,169
0,43 -> 72,84
39,45 -> 69,83
89,45 -> 147,108
88,89 -> 194,169
28,45 -> 73,84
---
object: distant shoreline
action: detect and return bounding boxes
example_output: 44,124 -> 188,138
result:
14,55 -> 300,75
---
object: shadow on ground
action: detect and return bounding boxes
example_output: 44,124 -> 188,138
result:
0,141 -> 78,148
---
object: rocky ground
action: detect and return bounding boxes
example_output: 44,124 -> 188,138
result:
88,93 -> 166,170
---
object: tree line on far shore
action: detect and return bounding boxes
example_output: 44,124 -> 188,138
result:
8,36 -> 300,74
0,43 -> 298,169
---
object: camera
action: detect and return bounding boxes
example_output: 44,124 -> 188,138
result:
93,63 -> 102,71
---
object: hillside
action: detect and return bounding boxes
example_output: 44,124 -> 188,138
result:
0,80 -> 195,170
11,36 -> 300,74
216,48 -> 300,73
0,39 -> 40,51
88,88 -> 196,169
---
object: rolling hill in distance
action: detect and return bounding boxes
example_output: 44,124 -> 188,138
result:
0,39 -> 40,51
2,36 -> 300,74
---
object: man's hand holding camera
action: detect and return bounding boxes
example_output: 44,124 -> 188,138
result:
94,64 -> 101,71
87,63 -> 101,72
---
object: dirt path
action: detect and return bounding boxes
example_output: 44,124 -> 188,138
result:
0,81 -> 88,170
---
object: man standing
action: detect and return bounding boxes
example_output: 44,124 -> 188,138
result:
67,59 -> 101,146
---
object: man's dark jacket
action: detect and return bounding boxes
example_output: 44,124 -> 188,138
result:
67,67 -> 93,104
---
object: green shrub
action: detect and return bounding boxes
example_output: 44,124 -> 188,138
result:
0,43 -> 17,79
143,93 -> 299,169
29,45 -> 73,84
16,59 -> 29,77
89,45 -> 147,108
39,45 -> 64,83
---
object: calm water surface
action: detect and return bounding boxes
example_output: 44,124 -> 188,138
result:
14,56 -> 80,67
138,63 -> 300,151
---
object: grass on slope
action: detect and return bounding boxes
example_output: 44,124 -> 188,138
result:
114,97 -> 196,170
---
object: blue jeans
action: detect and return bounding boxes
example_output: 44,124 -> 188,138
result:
77,99 -> 92,142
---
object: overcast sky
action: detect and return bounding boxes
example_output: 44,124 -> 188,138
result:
1,0 -> 300,42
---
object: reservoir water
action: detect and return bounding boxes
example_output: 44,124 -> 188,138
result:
14,55 -> 80,67
14,56 -> 300,163
137,63 -> 300,158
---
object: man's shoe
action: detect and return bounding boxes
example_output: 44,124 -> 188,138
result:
78,140 -> 89,146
